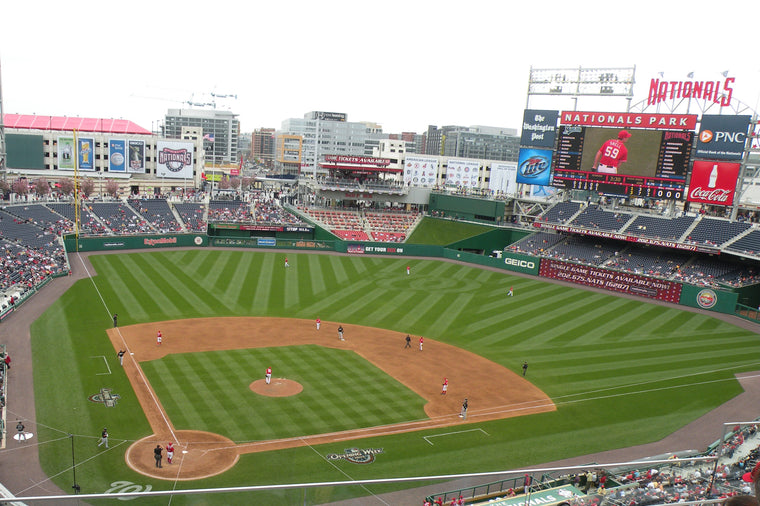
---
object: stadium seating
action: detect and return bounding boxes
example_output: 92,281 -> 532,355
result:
623,215 -> 697,241
539,201 -> 582,223
685,217 -> 752,247
173,203 -> 207,232
128,199 -> 183,233
570,206 -> 632,232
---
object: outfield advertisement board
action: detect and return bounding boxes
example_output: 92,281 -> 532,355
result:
539,258 -> 682,302
502,252 -> 539,275
678,284 -> 738,314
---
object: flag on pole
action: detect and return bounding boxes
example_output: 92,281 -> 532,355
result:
203,133 -> 215,142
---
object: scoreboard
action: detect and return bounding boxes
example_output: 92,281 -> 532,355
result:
551,112 -> 697,199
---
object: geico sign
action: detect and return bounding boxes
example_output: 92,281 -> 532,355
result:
505,258 -> 535,269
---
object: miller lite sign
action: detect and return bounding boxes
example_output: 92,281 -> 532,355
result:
687,161 -> 740,206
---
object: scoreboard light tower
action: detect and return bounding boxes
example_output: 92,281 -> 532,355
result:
526,66 -> 637,111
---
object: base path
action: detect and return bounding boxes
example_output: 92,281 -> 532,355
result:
108,317 -> 555,480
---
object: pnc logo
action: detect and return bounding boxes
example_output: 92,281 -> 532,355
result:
699,130 -> 714,143
699,130 -> 745,144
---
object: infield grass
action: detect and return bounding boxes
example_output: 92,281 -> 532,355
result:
30,244 -> 760,505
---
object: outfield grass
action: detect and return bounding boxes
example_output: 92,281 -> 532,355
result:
406,216 -> 494,245
31,248 -> 760,505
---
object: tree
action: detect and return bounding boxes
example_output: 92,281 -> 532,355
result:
34,178 -> 51,199
105,179 -> 120,197
229,177 -> 241,191
12,178 -> 29,197
80,179 -> 95,198
241,176 -> 253,190
58,178 -> 75,196
218,175 -> 231,190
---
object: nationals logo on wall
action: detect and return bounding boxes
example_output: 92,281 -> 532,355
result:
687,161 -> 740,206
156,140 -> 194,179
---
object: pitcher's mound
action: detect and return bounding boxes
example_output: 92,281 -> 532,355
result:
250,378 -> 303,397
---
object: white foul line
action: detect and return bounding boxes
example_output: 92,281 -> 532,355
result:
423,428 -> 489,445
90,355 -> 112,375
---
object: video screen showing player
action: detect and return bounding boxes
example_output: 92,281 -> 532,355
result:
580,127 -> 664,178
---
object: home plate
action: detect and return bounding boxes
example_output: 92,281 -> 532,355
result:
182,450 -> 188,454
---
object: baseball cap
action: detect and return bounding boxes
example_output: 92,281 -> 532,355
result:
618,130 -> 632,140
742,461 -> 760,482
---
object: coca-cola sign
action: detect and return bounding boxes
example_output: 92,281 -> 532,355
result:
687,161 -> 740,206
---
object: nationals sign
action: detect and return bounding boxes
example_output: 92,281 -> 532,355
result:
560,111 -> 697,130
687,161 -> 740,206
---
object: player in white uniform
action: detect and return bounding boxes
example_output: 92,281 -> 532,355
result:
266,367 -> 272,385
166,442 -> 175,464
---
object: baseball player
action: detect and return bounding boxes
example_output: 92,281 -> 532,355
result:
522,361 -> 529,376
593,130 -> 631,174
507,286 -> 514,296
166,442 -> 175,464
406,265 -> 411,275
117,349 -> 125,366
338,325 -> 344,340
419,336 -> 424,351
459,398 -> 468,419
98,427 -> 109,448
284,257 -> 289,268
265,366 -> 272,385
316,318 -> 321,330
156,330 -> 163,345
441,377 -> 448,395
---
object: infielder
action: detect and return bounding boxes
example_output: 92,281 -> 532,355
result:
156,330 -> 163,345
593,130 -> 631,174
316,318 -> 321,330
419,336 -> 424,351
265,366 -> 272,385
441,377 -> 448,395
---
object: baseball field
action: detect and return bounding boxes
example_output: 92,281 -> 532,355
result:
29,232 -> 760,504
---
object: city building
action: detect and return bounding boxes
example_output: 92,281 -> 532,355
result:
1,114 -> 204,194
252,128 -> 275,168
425,125 -> 520,162
162,108 -> 239,166
278,111 -> 377,178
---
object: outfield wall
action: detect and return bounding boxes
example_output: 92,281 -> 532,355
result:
63,234 -> 208,252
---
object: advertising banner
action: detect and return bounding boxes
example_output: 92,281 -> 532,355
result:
520,109 -> 558,148
489,162 -> 518,195
128,140 -> 146,173
678,284 -> 738,314
501,252 -> 539,275
77,137 -> 95,171
539,258 -> 682,302
156,140 -> 194,179
516,148 -> 552,186
695,115 -> 751,160
109,140 -> 126,172
687,161 -> 741,206
445,159 -> 480,188
560,111 -> 697,130
404,156 -> 439,187
57,136 -> 76,170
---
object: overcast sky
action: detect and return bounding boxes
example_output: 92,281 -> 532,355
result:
2,0 -> 759,134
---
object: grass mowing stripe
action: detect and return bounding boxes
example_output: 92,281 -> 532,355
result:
327,254 -> 351,286
91,256 -> 152,322
306,254 -> 327,298
120,254 -> 185,316
151,254 -> 219,315
540,298 -> 649,346
284,255 -> 301,309
224,251 -> 258,308
295,275 -> 378,318
426,292 -> 474,339
144,358 -> 208,429
251,253 -> 275,313
197,249 -> 231,289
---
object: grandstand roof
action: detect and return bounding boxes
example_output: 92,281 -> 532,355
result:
2,114 -> 151,135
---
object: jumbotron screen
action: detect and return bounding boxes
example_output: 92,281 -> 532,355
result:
552,111 -> 697,199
